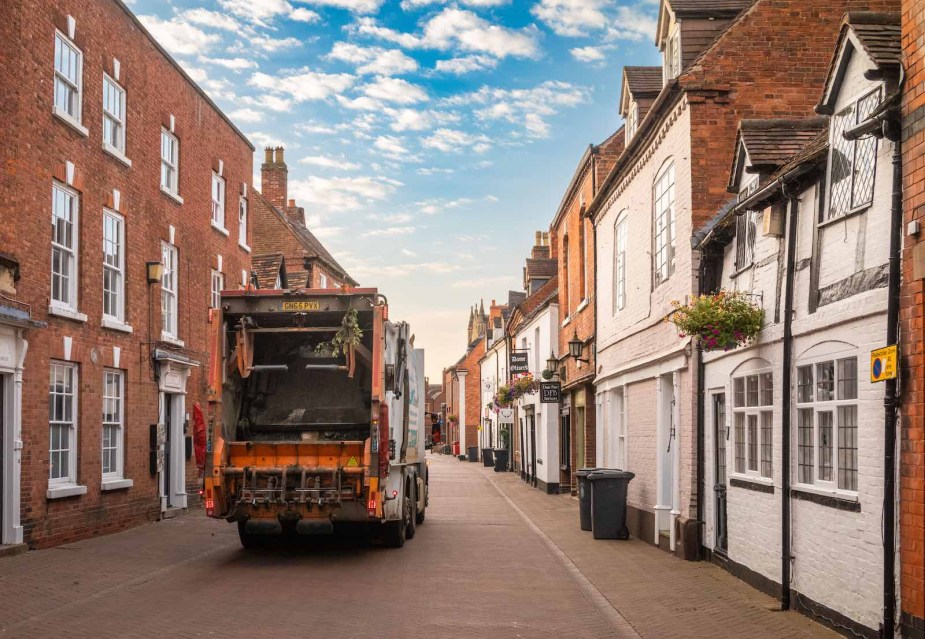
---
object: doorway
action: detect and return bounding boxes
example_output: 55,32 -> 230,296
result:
574,389 -> 586,471
527,408 -> 537,488
656,373 -> 676,539
712,392 -> 728,553
160,392 -> 186,511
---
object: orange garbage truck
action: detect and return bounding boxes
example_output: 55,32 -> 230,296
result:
203,287 -> 428,548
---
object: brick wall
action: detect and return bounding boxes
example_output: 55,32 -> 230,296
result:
460,340 -> 486,450
901,0 -> 925,630
0,0 -> 253,547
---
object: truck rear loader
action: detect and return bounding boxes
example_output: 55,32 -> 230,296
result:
203,288 -> 427,548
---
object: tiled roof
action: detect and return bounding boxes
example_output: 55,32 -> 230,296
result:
667,0 -> 753,15
847,12 -> 902,68
519,276 -> 559,323
525,258 -> 557,280
252,253 -> 284,289
738,117 -> 828,168
764,128 -> 830,185
624,67 -> 662,96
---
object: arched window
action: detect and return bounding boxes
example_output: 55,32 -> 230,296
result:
562,235 -> 570,315
614,211 -> 628,313
579,218 -> 587,301
653,159 -> 676,284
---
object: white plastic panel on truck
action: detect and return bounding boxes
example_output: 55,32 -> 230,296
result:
405,348 -> 426,464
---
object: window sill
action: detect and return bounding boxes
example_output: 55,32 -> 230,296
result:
211,222 -> 229,237
47,484 -> 87,500
238,242 -> 251,253
791,485 -> 860,512
52,107 -> 89,137
576,299 -> 589,313
102,143 -> 132,168
561,316 -> 571,328
818,203 -> 871,229
729,476 -> 774,494
729,263 -> 755,280
160,187 -> 184,205
48,305 -> 88,323
160,333 -> 185,348
102,317 -> 133,333
101,478 -> 133,491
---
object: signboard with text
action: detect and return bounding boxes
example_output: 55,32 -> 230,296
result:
498,408 -> 514,424
540,382 -> 561,404
870,344 -> 897,383
509,352 -> 530,375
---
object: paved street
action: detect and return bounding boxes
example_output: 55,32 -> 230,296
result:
0,454 -> 833,638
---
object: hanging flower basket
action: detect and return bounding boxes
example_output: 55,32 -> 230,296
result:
490,373 -> 539,412
668,290 -> 764,352
447,414 -> 458,424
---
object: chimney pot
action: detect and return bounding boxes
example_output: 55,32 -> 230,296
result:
264,147 -> 273,163
288,199 -> 295,207
275,147 -> 285,164
535,231 -> 541,246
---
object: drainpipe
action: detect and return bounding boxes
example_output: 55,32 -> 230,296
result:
780,185 -> 798,612
881,119 -> 901,639
696,258 -> 706,558
670,371 -> 681,553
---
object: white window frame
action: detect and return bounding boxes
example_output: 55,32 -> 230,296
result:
735,179 -> 760,273
101,369 -> 124,480
653,160 -> 676,285
732,370 -> 773,480
102,208 -> 125,323
238,196 -> 249,249
161,242 -> 178,340
102,74 -> 126,157
795,353 -> 859,494
210,269 -> 224,310
51,182 -> 79,311
53,30 -> 84,129
625,102 -> 637,141
609,387 -> 627,470
49,361 -> 78,486
160,129 -> 180,197
614,212 -> 627,313
319,273 -> 328,289
211,172 -> 226,232
825,88 -> 880,221
664,27 -> 681,82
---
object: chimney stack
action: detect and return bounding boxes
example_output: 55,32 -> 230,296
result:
261,146 -> 288,209
534,231 -> 542,246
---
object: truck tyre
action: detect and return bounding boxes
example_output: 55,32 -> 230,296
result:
382,501 -> 407,549
237,521 -> 264,549
415,476 -> 426,525
405,480 -> 417,540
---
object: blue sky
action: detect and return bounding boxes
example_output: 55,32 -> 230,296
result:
131,0 -> 661,378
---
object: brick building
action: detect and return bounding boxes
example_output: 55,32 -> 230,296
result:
590,0 -> 897,564
549,131 -> 623,494
901,0 -> 925,635
252,147 -> 356,290
0,0 -> 253,549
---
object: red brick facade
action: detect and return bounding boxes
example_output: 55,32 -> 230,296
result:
901,0 -> 925,631
0,0 -> 253,547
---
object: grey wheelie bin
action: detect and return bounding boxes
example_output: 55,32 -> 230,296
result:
576,467 -> 604,531
588,470 -> 635,540
481,448 -> 494,467
467,446 -> 478,462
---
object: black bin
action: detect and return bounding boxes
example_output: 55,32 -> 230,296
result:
588,470 -> 635,540
576,468 -> 605,531
493,448 -> 509,472
481,448 -> 494,467
467,446 -> 478,462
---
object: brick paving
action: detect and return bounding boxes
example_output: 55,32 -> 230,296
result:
0,453 -> 834,638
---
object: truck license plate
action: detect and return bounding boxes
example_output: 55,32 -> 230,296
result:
281,301 -> 321,311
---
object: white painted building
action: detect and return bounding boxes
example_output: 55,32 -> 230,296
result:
695,14 -> 901,634
480,315 -> 508,452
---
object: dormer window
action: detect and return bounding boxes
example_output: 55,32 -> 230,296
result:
664,29 -> 681,81
826,89 -> 880,221
625,102 -> 638,141
735,179 -> 760,272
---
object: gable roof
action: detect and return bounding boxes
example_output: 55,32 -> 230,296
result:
818,12 -> 901,113
625,66 -> 663,97
728,117 -> 828,191
667,0 -> 754,15
252,253 -> 285,289
525,257 -> 557,280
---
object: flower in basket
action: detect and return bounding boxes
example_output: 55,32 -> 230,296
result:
447,413 -> 458,424
510,373 -> 539,400
668,290 -> 763,352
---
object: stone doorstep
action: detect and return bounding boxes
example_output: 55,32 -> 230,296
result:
160,507 -> 188,520
0,543 -> 27,558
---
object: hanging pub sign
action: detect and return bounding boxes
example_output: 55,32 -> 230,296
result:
498,408 -> 515,424
509,351 -> 530,374
540,382 -> 561,404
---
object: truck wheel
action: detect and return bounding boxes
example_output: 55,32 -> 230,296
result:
237,521 -> 264,549
405,481 -> 417,540
382,507 -> 406,548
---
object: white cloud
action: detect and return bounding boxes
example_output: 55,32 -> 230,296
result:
218,0 -> 293,26
401,0 -> 508,8
295,121 -> 344,135
337,95 -> 384,111
327,42 -> 419,75
229,108 -> 264,123
206,57 -> 259,71
289,175 -> 402,211
298,0 -> 384,14
137,15 -> 220,56
570,45 -> 609,63
386,107 -> 458,132
450,275 -> 516,288
531,0 -> 608,37
248,131 -> 292,147
183,65 -> 209,83
249,69 -> 355,102
352,8 -> 540,60
607,6 -> 658,41
181,8 -> 241,31
249,35 -> 303,52
374,135 -> 419,161
299,155 -> 361,170
434,54 -> 497,74
360,76 -> 428,104
422,128 -> 491,153
363,226 -> 417,237
349,261 -> 461,278
290,8 -> 322,22
417,167 -> 455,176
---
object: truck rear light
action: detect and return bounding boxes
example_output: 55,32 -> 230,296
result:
205,499 -> 215,516
367,491 -> 377,515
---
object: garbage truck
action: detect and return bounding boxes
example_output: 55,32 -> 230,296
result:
202,287 -> 428,548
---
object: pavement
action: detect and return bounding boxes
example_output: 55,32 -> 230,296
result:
0,453 -> 834,638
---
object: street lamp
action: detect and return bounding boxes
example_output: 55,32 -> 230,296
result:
546,351 -> 558,374
568,331 -> 589,364
145,261 -> 163,285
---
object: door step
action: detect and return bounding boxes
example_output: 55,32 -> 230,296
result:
0,543 -> 27,558
161,507 -> 187,520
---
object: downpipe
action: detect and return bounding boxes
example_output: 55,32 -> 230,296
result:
780,187 -> 798,611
